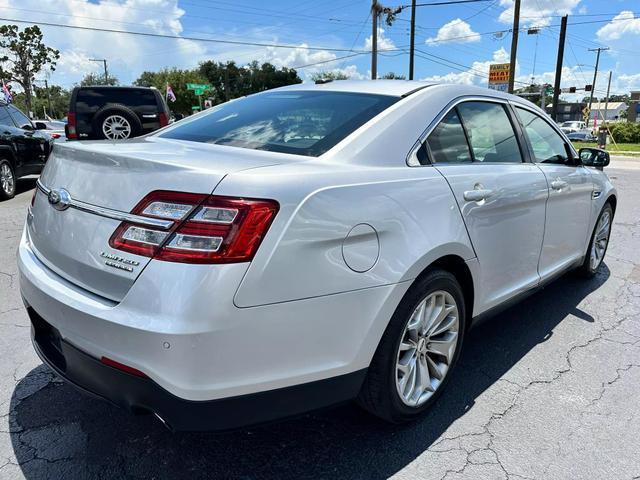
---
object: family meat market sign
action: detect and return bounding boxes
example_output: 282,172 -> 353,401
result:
488,63 -> 510,92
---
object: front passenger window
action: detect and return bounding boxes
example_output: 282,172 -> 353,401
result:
515,107 -> 572,165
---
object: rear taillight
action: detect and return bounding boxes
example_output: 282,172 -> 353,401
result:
66,112 -> 77,139
109,191 -> 279,264
158,112 -> 168,127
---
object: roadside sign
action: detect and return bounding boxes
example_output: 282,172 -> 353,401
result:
186,83 -> 212,96
488,63 -> 510,92
186,83 -> 211,90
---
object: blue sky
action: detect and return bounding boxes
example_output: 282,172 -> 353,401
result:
2,0 -> 640,99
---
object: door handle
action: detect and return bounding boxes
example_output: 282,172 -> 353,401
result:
551,180 -> 568,190
463,188 -> 494,202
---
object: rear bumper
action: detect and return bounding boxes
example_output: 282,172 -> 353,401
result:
18,225 -> 409,411
30,307 -> 366,431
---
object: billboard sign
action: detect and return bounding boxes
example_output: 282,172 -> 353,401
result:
488,63 -> 510,92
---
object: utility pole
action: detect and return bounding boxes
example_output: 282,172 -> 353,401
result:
603,70 -> 612,124
551,15 -> 567,122
507,0 -> 521,93
409,0 -> 416,80
371,0 -> 379,80
89,58 -> 109,84
43,79 -> 53,119
586,47 -> 608,127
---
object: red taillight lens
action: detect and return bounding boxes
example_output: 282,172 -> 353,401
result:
109,191 -> 279,264
66,112 -> 77,139
101,356 -> 148,378
158,112 -> 168,127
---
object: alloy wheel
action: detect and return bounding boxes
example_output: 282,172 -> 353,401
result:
590,209 -> 611,270
0,163 -> 14,196
102,115 -> 132,140
395,290 -> 459,407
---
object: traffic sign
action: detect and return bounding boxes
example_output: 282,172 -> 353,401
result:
186,83 -> 211,90
186,83 -> 212,96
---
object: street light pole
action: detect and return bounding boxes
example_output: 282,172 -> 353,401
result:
586,47 -> 608,128
89,58 -> 109,84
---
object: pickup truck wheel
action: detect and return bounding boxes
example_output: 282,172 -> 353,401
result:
357,269 -> 466,423
0,159 -> 16,200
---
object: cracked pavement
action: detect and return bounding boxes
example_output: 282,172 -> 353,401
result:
1,160 -> 639,480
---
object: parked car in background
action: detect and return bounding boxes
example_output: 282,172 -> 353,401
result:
34,120 -> 66,141
20,82 -> 616,431
0,100 -> 53,200
66,86 -> 170,141
560,120 -> 587,134
567,131 -> 596,142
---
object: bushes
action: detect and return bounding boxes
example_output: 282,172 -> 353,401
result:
609,122 -> 640,143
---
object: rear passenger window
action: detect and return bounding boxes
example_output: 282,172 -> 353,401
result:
426,109 -> 472,164
457,102 -> 523,163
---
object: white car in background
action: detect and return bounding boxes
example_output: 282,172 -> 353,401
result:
18,81 -> 616,430
560,120 -> 587,134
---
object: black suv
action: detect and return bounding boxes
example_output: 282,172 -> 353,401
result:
0,100 -> 53,200
66,86 -> 170,141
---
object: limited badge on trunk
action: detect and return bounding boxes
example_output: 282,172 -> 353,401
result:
100,251 -> 140,272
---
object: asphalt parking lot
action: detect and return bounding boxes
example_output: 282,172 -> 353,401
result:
1,159 -> 639,480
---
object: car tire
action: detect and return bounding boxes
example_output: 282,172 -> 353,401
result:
578,203 -> 613,278
93,105 -> 142,140
0,159 -> 16,200
357,269 -> 466,423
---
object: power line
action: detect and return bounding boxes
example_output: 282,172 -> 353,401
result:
0,16 -> 370,53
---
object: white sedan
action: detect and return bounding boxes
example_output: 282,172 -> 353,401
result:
18,81 -> 616,430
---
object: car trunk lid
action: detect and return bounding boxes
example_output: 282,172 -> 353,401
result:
27,137 -> 287,302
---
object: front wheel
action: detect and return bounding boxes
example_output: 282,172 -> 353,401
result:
578,203 -> 613,277
357,269 -> 466,423
0,159 -> 16,200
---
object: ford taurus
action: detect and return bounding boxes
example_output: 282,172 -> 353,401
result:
18,81 -> 616,430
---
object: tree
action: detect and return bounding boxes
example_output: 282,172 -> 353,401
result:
135,68 -> 207,115
12,84 -> 70,119
198,61 -> 301,103
80,72 -> 118,86
0,25 -> 59,116
309,70 -> 349,82
381,72 -> 406,80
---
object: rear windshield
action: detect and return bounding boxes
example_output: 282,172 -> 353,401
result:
158,91 -> 399,157
76,88 -> 158,110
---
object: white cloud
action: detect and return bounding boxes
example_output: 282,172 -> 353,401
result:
425,19 -> 481,46
0,0 -> 208,86
260,44 -> 364,81
596,11 -> 640,41
364,28 -> 395,52
421,48 -> 510,86
498,0 -> 581,28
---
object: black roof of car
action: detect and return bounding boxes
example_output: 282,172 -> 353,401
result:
75,85 -> 156,90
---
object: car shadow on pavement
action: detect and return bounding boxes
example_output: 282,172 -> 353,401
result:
9,267 -> 609,479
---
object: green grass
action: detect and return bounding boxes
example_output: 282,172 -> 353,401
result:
572,142 -> 640,153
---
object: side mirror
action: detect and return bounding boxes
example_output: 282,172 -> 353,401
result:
579,147 -> 610,170
34,121 -> 48,130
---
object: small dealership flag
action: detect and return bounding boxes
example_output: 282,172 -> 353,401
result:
1,81 -> 12,103
166,84 -> 176,103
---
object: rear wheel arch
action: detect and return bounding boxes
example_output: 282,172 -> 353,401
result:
417,255 -> 475,330
605,194 -> 617,216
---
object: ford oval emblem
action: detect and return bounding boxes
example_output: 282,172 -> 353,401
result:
48,188 -> 71,211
